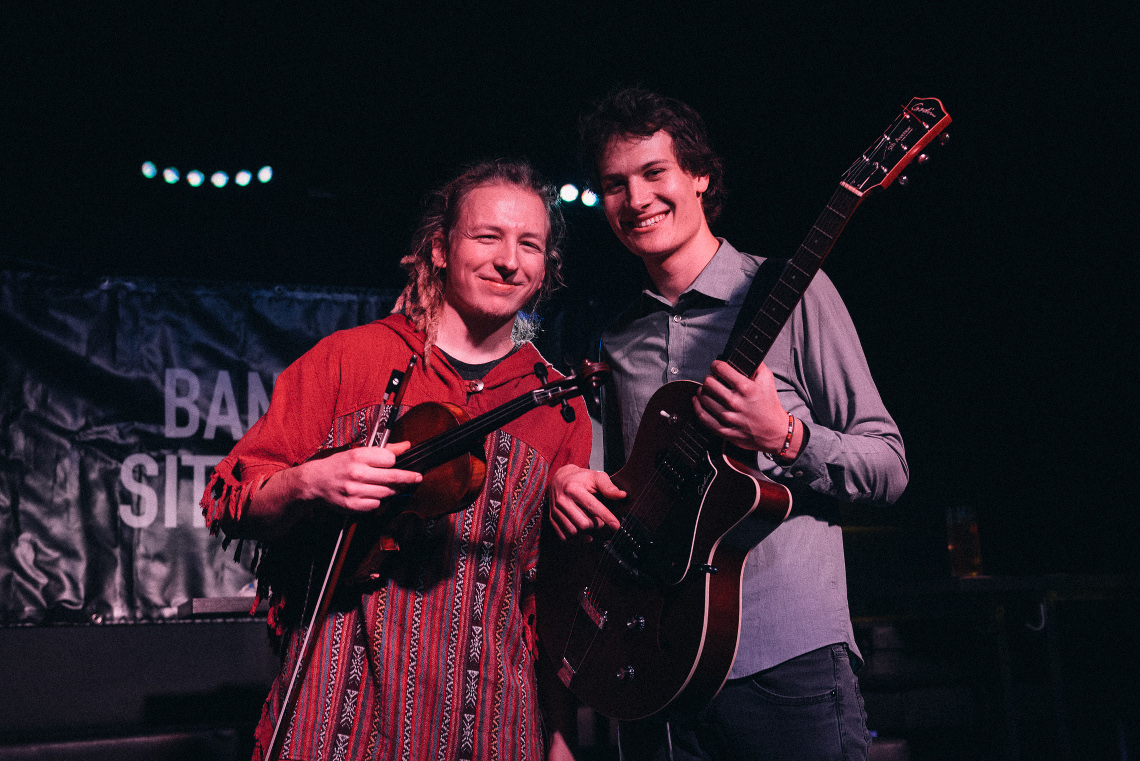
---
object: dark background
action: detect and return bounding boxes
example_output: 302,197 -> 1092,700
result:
3,4 -> 1138,758
4,3 -> 1135,579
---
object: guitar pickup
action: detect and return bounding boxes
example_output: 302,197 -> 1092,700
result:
578,587 -> 608,630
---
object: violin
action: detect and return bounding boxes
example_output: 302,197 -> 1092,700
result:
341,359 -> 608,583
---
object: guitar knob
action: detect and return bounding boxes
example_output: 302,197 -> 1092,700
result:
626,615 -> 646,632
615,665 -> 635,682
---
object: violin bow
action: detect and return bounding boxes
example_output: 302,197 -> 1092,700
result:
265,354 -> 417,761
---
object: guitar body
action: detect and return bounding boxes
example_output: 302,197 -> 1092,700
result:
537,381 -> 791,720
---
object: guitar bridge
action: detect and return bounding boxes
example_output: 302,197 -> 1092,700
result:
557,658 -> 576,687
578,587 -> 607,630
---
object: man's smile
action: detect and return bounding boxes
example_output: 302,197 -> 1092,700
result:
624,211 -> 668,231
481,277 -> 523,290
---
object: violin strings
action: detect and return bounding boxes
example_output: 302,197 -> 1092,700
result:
394,394 -> 537,471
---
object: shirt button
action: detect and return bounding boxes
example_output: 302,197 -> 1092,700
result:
467,379 -> 484,393
793,470 -> 804,478
672,315 -> 682,323
669,367 -> 679,375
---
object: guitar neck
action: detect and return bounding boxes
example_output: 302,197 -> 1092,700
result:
674,185 -> 863,462
724,185 -> 862,379
715,97 -> 950,405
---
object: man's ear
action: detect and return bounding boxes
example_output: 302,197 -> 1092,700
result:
431,234 -> 447,269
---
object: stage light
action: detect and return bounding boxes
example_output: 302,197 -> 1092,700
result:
581,189 -> 598,207
559,184 -> 579,203
143,162 -> 272,189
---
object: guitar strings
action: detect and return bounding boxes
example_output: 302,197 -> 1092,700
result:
570,402 -> 708,670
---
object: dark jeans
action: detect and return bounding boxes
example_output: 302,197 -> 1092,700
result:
618,644 -> 870,761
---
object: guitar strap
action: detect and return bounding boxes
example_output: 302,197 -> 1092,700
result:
718,255 -> 789,364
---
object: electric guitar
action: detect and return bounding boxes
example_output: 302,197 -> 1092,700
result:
536,97 -> 951,721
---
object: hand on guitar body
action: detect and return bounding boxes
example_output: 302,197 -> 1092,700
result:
548,464 -> 624,540
694,360 -> 804,461
241,441 -> 424,541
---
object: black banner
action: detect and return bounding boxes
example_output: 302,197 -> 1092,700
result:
0,271 -> 399,623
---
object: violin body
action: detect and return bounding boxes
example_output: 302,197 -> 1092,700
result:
388,401 -> 486,515
313,361 -> 609,586
345,401 -> 487,584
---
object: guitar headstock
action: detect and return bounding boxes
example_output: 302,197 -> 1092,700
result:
841,97 -> 951,196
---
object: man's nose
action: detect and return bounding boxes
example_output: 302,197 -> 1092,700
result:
626,178 -> 651,209
492,240 -> 521,270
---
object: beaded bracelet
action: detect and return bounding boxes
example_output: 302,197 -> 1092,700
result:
776,414 -> 795,460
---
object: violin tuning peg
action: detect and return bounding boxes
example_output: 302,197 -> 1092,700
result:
560,400 -> 576,423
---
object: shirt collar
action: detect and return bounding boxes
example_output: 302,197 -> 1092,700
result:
640,238 -> 754,307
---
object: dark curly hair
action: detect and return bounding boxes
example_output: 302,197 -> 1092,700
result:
579,87 -> 725,222
393,158 -> 566,360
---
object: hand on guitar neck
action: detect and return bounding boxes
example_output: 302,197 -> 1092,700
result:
693,360 -> 805,461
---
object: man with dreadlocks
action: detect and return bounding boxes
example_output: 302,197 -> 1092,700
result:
201,159 -> 590,761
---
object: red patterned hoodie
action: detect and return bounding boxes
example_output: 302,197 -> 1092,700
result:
201,314 -> 590,761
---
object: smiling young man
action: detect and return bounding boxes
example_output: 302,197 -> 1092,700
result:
202,159 -> 591,761
549,89 -> 908,760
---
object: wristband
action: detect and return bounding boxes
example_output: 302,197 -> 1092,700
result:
776,414 -> 795,460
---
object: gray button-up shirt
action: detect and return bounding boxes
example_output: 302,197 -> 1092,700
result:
600,239 -> 908,675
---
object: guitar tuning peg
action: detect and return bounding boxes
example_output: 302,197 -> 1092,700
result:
916,153 -> 930,165
897,175 -> 909,188
939,132 -> 950,146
